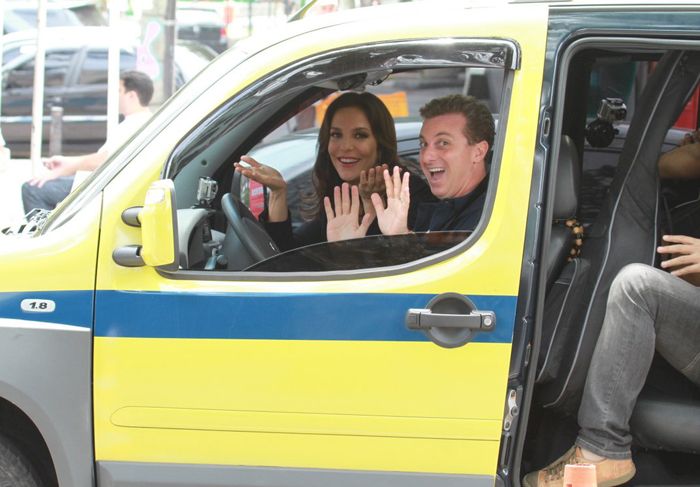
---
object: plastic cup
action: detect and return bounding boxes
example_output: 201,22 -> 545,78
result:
564,464 -> 597,487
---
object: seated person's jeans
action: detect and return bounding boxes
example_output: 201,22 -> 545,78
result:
576,263 -> 700,459
21,176 -> 74,213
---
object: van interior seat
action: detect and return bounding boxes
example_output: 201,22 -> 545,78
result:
534,135 -> 582,387
631,388 -> 700,455
546,135 -> 580,293
535,50 -> 700,415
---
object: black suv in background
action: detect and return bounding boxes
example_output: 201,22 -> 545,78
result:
1,27 -> 216,157
176,6 -> 228,54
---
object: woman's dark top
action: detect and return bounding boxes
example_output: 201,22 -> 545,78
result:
260,173 -> 436,252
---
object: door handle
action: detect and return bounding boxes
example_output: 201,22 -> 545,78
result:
406,309 -> 495,330
405,292 -> 496,348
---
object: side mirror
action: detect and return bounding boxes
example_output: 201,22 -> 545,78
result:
112,179 -> 180,273
140,179 -> 179,272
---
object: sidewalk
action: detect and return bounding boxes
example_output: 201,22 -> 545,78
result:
0,158 -> 35,230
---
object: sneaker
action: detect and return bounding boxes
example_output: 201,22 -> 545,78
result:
522,446 -> 635,487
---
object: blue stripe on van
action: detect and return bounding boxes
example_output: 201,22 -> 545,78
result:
0,291 -> 93,328
95,291 -> 517,343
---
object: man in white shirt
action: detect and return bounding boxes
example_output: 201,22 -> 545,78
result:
21,70 -> 154,213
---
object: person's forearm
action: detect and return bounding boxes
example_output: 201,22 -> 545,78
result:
267,189 -> 289,222
659,143 -> 700,179
52,151 -> 108,177
75,150 -> 108,172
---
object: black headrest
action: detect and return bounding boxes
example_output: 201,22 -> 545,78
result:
553,135 -> 580,221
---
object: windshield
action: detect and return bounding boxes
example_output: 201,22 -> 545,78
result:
43,46 -> 251,234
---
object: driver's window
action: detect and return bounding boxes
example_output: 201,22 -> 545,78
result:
6,60 -> 36,90
246,68 -> 504,230
167,40 -> 512,274
7,50 -> 74,90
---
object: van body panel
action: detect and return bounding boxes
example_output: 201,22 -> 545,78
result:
89,4 -> 548,481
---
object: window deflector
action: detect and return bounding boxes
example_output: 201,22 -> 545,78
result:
165,38 -> 520,179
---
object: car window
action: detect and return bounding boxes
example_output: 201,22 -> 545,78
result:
10,10 -> 38,26
70,5 -> 107,26
166,38 -> 515,275
46,9 -> 83,27
165,41 -> 517,273
3,9 -> 34,35
176,9 -> 222,25
247,69 -> 500,229
577,59 -> 693,225
45,50 -> 74,86
6,50 -> 75,89
165,40 -> 518,273
12,8 -> 83,28
78,49 -> 138,86
247,231 -> 472,272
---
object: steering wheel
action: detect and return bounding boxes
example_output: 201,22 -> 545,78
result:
221,193 -> 280,262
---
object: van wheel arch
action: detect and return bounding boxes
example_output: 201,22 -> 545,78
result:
0,398 -> 58,487
0,432 -> 44,487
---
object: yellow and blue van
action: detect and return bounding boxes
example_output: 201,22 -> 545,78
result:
2,1 -> 700,486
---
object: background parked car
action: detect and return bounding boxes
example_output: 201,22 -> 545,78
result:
2,0 -> 105,35
0,27 -> 216,157
176,6 -> 228,54
2,9 -> 34,36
